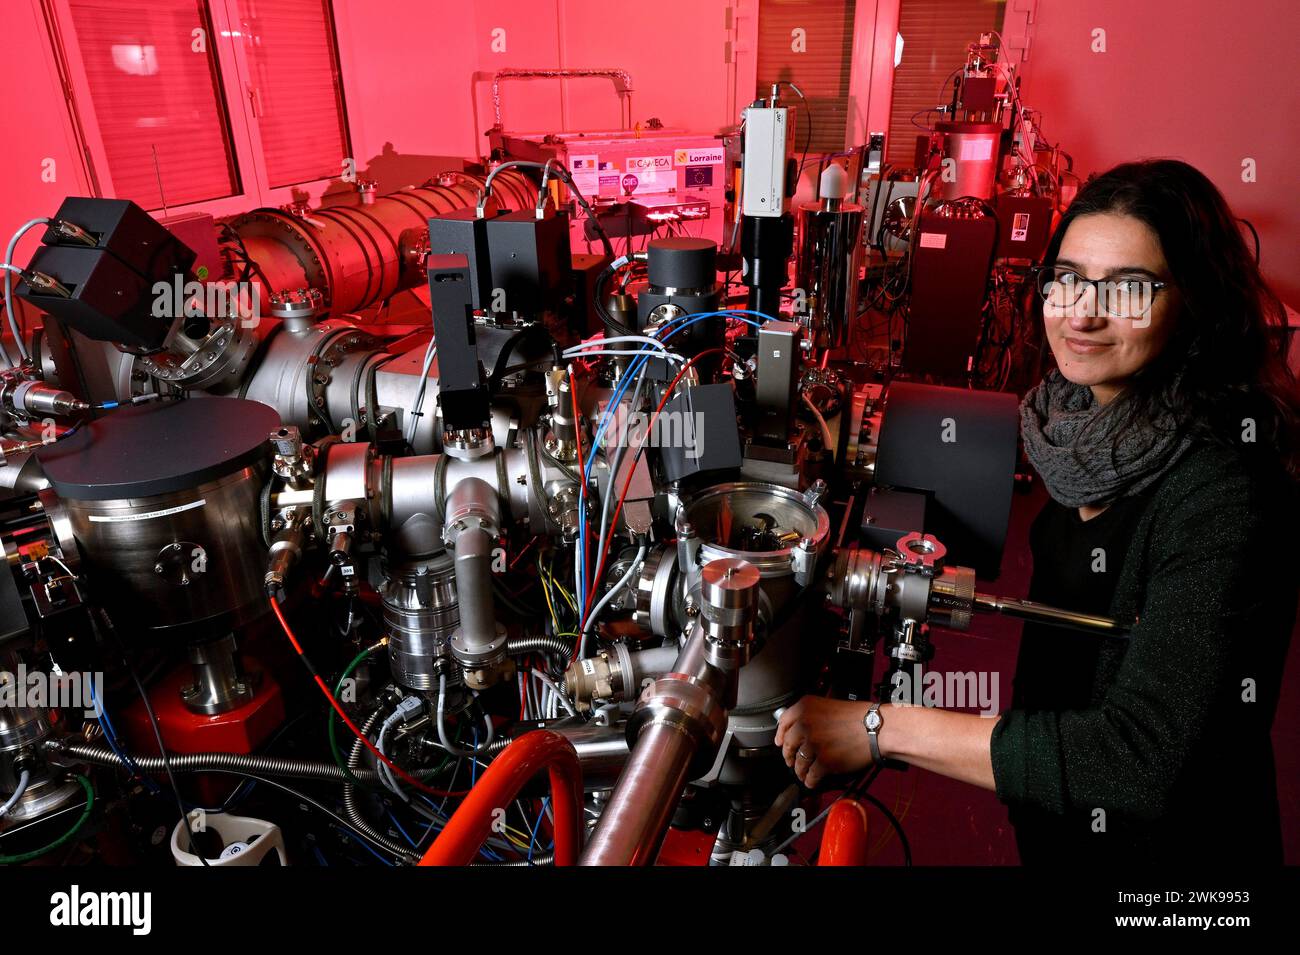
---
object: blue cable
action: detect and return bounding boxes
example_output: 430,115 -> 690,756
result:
582,309 -> 767,482
334,826 -> 394,866
576,308 -> 771,626
87,679 -> 158,793
416,817 -> 442,849
412,793 -> 448,850
528,797 -> 549,863
470,727 -> 478,787
387,808 -> 418,849
412,787 -> 500,863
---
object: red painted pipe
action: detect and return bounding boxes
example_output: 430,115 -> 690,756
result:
419,730 -> 583,866
818,798 -> 871,866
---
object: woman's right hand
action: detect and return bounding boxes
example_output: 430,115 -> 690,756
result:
775,696 -> 875,790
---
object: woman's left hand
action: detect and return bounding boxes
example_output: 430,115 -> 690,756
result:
775,696 -> 875,789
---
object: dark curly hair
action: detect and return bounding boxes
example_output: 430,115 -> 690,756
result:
1039,159 -> 1299,477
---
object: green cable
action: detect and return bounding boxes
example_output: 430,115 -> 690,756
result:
0,775 -> 94,865
328,642 -> 386,789
327,642 -> 458,792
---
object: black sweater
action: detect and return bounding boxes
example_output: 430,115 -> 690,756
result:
989,441 -> 1299,865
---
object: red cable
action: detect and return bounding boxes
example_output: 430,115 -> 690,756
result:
508,534 -> 539,570
269,598 -> 468,798
585,348 -> 722,616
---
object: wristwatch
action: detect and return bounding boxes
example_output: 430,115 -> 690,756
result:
863,702 -> 883,763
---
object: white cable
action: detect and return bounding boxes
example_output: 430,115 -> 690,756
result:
532,671 -> 549,719
802,392 -> 834,454
1,260 -> 27,368
564,335 -> 673,355
377,695 -> 423,800
405,336 -> 437,445
0,770 -> 31,818
594,360 -> 651,581
436,674 -> 456,755
580,543 -> 646,658
45,555 -> 76,580
435,674 -> 494,757
472,690 -> 495,749
563,348 -> 684,364
5,219 -> 49,363
531,669 -> 576,717
376,718 -> 404,799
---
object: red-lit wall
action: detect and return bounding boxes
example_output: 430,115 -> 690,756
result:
3,0 -> 1294,309
1000,0 -> 1299,311
331,0 -> 763,189
0,0 -> 768,285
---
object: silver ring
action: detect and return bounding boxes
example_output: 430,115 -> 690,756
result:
796,748 -> 815,762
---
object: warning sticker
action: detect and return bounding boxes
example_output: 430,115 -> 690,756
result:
1011,212 -> 1030,242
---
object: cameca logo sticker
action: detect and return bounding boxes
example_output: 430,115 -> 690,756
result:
624,155 -> 673,173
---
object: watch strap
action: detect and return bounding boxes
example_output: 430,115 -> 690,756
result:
864,702 -> 883,763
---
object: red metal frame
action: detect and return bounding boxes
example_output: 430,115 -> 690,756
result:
819,798 -> 871,866
419,730 -> 583,867
656,825 -> 716,866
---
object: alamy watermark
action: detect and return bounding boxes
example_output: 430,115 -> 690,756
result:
603,409 -> 707,460
889,663 -> 1000,717
0,664 -> 104,718
151,275 -> 262,328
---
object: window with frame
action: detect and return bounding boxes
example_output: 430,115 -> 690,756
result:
48,0 -> 352,213
888,0 -> 1006,167
756,0 -> 858,159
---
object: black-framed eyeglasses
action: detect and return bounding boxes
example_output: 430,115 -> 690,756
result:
1030,265 -> 1170,320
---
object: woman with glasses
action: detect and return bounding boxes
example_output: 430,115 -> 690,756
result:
776,159 -> 1300,864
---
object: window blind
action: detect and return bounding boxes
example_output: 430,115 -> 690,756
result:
756,0 -> 858,156
66,0 -> 240,209
233,0 -> 350,189
887,0 -> 1005,167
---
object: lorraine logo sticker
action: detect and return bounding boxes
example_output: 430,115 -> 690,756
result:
676,148 -> 725,165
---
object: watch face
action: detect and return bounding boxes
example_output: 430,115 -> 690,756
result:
866,709 -> 882,731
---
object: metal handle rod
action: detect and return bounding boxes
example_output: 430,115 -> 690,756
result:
973,594 -> 1131,636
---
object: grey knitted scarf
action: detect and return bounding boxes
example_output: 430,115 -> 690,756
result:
1020,369 -> 1194,508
